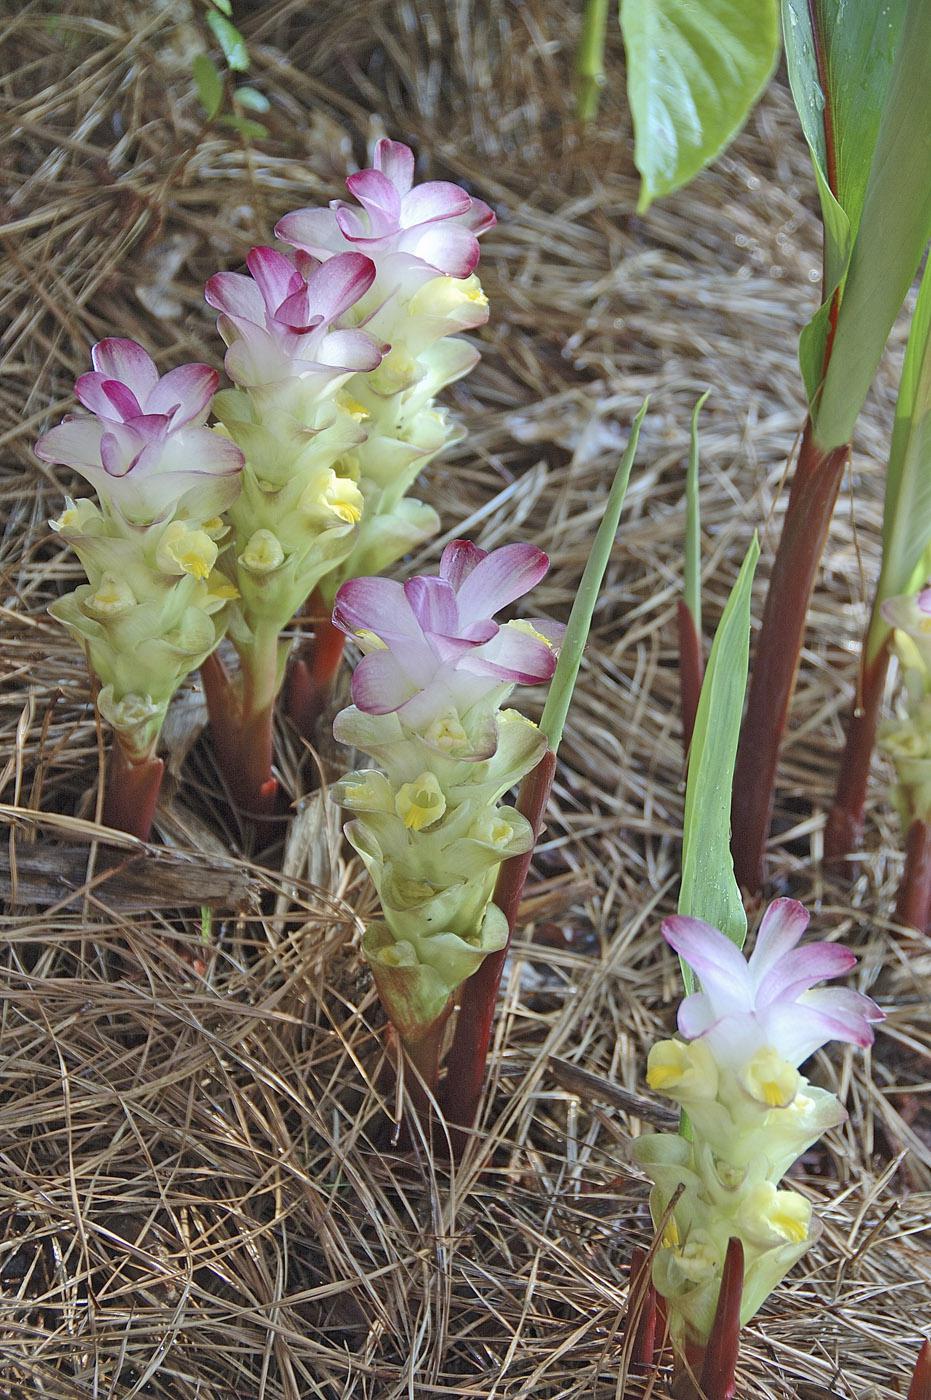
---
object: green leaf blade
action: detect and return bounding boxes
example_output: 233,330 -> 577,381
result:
539,401 -> 648,753
867,256 -> 931,660
813,0 -> 931,450
621,0 -> 780,211
678,533 -> 760,985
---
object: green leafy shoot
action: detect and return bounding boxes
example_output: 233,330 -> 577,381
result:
866,257 -> 931,662
192,53 -> 224,120
219,113 -> 268,140
620,0 -> 780,212
783,0 -> 907,407
208,0 -> 233,14
539,401 -> 648,752
684,391 -> 709,633
678,533 -> 760,990
797,0 -> 931,450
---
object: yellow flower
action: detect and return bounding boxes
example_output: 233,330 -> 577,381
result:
409,274 -> 488,319
646,1038 -> 718,1100
299,469 -> 363,526
156,521 -> 219,581
740,1047 -> 800,1109
739,1182 -> 811,1246
395,772 -> 447,831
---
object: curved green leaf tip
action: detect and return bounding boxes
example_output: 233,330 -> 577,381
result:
620,0 -> 780,212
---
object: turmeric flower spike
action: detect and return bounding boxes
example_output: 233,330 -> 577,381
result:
664,898 -> 884,1068
205,247 -> 383,389
35,338 -> 242,523
333,540 -> 561,723
276,138 -> 495,279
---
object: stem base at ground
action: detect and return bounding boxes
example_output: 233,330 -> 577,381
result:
442,749 -> 557,1154
102,739 -> 164,841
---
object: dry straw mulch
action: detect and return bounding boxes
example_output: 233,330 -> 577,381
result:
1,2 -> 929,1396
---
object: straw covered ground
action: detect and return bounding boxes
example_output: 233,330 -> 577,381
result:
1,2 -> 929,1395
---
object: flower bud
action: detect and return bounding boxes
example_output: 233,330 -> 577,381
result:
240,529 -> 285,574
82,572 -> 136,619
408,274 -> 489,321
423,709 -> 469,752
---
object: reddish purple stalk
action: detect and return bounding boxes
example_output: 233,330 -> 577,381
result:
441,748 -> 557,1153
102,739 -> 164,841
732,421 -> 849,892
201,651 -> 279,816
623,1246 -> 660,1368
673,1239 -> 744,1399
909,1340 -> 931,1400
825,637 -> 891,862
677,599 -> 704,756
287,587 -> 347,739
896,819 -> 931,933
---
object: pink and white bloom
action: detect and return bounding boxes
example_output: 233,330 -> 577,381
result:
663,899 -> 883,1068
333,539 -> 561,724
205,247 -> 384,389
882,585 -> 931,672
36,339 -> 243,523
276,139 -> 495,281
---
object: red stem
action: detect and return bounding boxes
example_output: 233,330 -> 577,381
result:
677,599 -> 704,757
824,638 -> 891,863
441,749 -> 557,1151
400,1008 -> 452,1124
201,650 -> 279,816
102,739 -> 164,841
623,1246 -> 659,1368
908,1340 -> 931,1400
286,587 -> 347,740
895,819 -> 931,933
732,420 -> 849,892
672,1239 -> 744,1400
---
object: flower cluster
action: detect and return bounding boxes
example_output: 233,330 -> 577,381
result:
332,539 -> 560,1047
634,900 -> 882,1347
37,340 -> 243,762
879,586 -> 931,827
276,139 -> 494,600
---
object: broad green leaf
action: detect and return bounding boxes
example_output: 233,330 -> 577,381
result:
678,534 -> 759,987
620,0 -> 780,212
783,0 -> 907,404
814,0 -> 931,450
192,53 -> 223,120
866,257 -> 931,662
235,85 -> 270,113
540,401 -> 647,752
684,391 -> 708,631
206,10 -> 249,72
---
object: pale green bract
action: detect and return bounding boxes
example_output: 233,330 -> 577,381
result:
620,0 -> 780,212
50,498 -> 237,763
333,704 -> 546,1044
